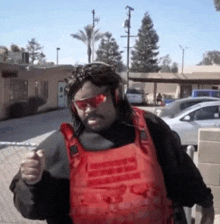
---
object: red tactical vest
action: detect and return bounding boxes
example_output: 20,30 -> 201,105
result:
60,107 -> 173,224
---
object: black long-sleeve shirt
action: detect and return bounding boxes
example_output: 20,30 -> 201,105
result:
9,111 -> 213,224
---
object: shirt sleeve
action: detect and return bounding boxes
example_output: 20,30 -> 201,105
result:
144,111 -> 213,208
9,130 -> 71,221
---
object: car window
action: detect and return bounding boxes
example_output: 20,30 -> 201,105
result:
190,106 -> 219,121
214,92 -> 220,98
180,100 -> 213,111
180,101 -> 198,110
196,92 -> 210,97
126,89 -> 142,94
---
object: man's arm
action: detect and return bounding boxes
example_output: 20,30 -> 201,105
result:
9,130 -> 71,221
144,111 -> 214,223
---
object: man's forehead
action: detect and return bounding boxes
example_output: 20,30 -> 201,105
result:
73,82 -> 107,100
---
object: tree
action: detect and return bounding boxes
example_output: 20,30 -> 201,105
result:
198,50 -> 220,65
37,52 -> 46,65
214,0 -> 220,11
0,46 -> 9,62
70,24 -> 104,63
158,54 -> 178,73
171,62 -> 178,73
131,12 -> 160,72
10,44 -> 21,52
96,32 -> 124,72
26,38 -> 45,64
158,54 -> 171,72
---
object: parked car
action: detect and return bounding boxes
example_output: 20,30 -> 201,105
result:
154,96 -> 220,118
162,101 -> 220,149
126,88 -> 147,105
192,89 -> 220,98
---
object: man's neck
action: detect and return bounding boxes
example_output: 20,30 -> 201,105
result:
79,118 -> 135,151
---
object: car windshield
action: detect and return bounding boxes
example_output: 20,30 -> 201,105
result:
126,89 -> 142,94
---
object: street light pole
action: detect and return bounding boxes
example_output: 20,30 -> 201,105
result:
56,47 -> 60,65
91,9 -> 100,62
179,45 -> 187,74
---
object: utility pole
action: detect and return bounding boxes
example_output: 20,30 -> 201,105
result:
56,47 -> 60,65
179,45 -> 188,74
91,9 -> 100,62
121,6 -> 135,89
92,9 -> 95,28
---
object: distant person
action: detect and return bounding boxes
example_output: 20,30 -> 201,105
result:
10,62 -> 214,224
156,92 -> 162,105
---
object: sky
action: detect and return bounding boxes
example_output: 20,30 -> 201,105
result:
1,0 -> 219,68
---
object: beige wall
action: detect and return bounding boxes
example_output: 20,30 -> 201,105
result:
196,128 -> 220,224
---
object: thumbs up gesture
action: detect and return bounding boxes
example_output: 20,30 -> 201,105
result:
21,149 -> 45,185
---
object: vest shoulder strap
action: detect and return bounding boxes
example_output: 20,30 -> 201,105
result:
60,122 -> 74,142
132,106 -> 147,129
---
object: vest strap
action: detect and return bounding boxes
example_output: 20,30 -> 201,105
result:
60,123 -> 74,141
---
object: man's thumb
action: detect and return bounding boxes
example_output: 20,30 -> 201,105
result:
36,149 -> 45,170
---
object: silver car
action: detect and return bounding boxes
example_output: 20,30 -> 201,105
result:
155,96 -> 220,118
126,88 -> 147,105
162,101 -> 220,150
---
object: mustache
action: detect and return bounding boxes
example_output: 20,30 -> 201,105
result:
85,113 -> 104,121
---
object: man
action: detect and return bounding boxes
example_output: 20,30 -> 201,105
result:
156,93 -> 162,105
10,62 -> 214,224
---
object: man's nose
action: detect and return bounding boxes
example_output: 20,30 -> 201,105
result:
84,103 -> 96,113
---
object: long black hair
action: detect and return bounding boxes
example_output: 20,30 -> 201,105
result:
64,62 -> 133,136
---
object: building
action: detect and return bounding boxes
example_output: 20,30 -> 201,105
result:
0,62 -> 74,119
124,65 -> 220,104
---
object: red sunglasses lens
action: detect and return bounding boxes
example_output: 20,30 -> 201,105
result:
75,94 -> 106,110
75,101 -> 87,110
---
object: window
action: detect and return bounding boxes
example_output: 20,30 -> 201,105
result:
213,92 -> 220,98
40,81 -> 48,99
34,81 -> 48,99
2,71 -> 18,78
126,88 -> 143,94
10,79 -> 28,100
193,106 -> 219,120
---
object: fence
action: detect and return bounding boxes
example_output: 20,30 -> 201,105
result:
0,142 -> 46,224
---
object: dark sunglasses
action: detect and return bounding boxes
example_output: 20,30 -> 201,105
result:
73,93 -> 107,111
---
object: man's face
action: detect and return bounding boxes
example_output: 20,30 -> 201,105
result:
73,81 -> 117,132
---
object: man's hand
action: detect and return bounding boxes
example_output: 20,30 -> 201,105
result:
21,149 -> 45,185
201,205 -> 215,224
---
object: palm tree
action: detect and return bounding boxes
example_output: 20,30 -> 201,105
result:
70,24 -> 104,63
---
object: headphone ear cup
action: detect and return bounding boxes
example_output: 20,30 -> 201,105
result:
115,89 -> 119,104
71,103 -> 77,113
114,86 -> 124,104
